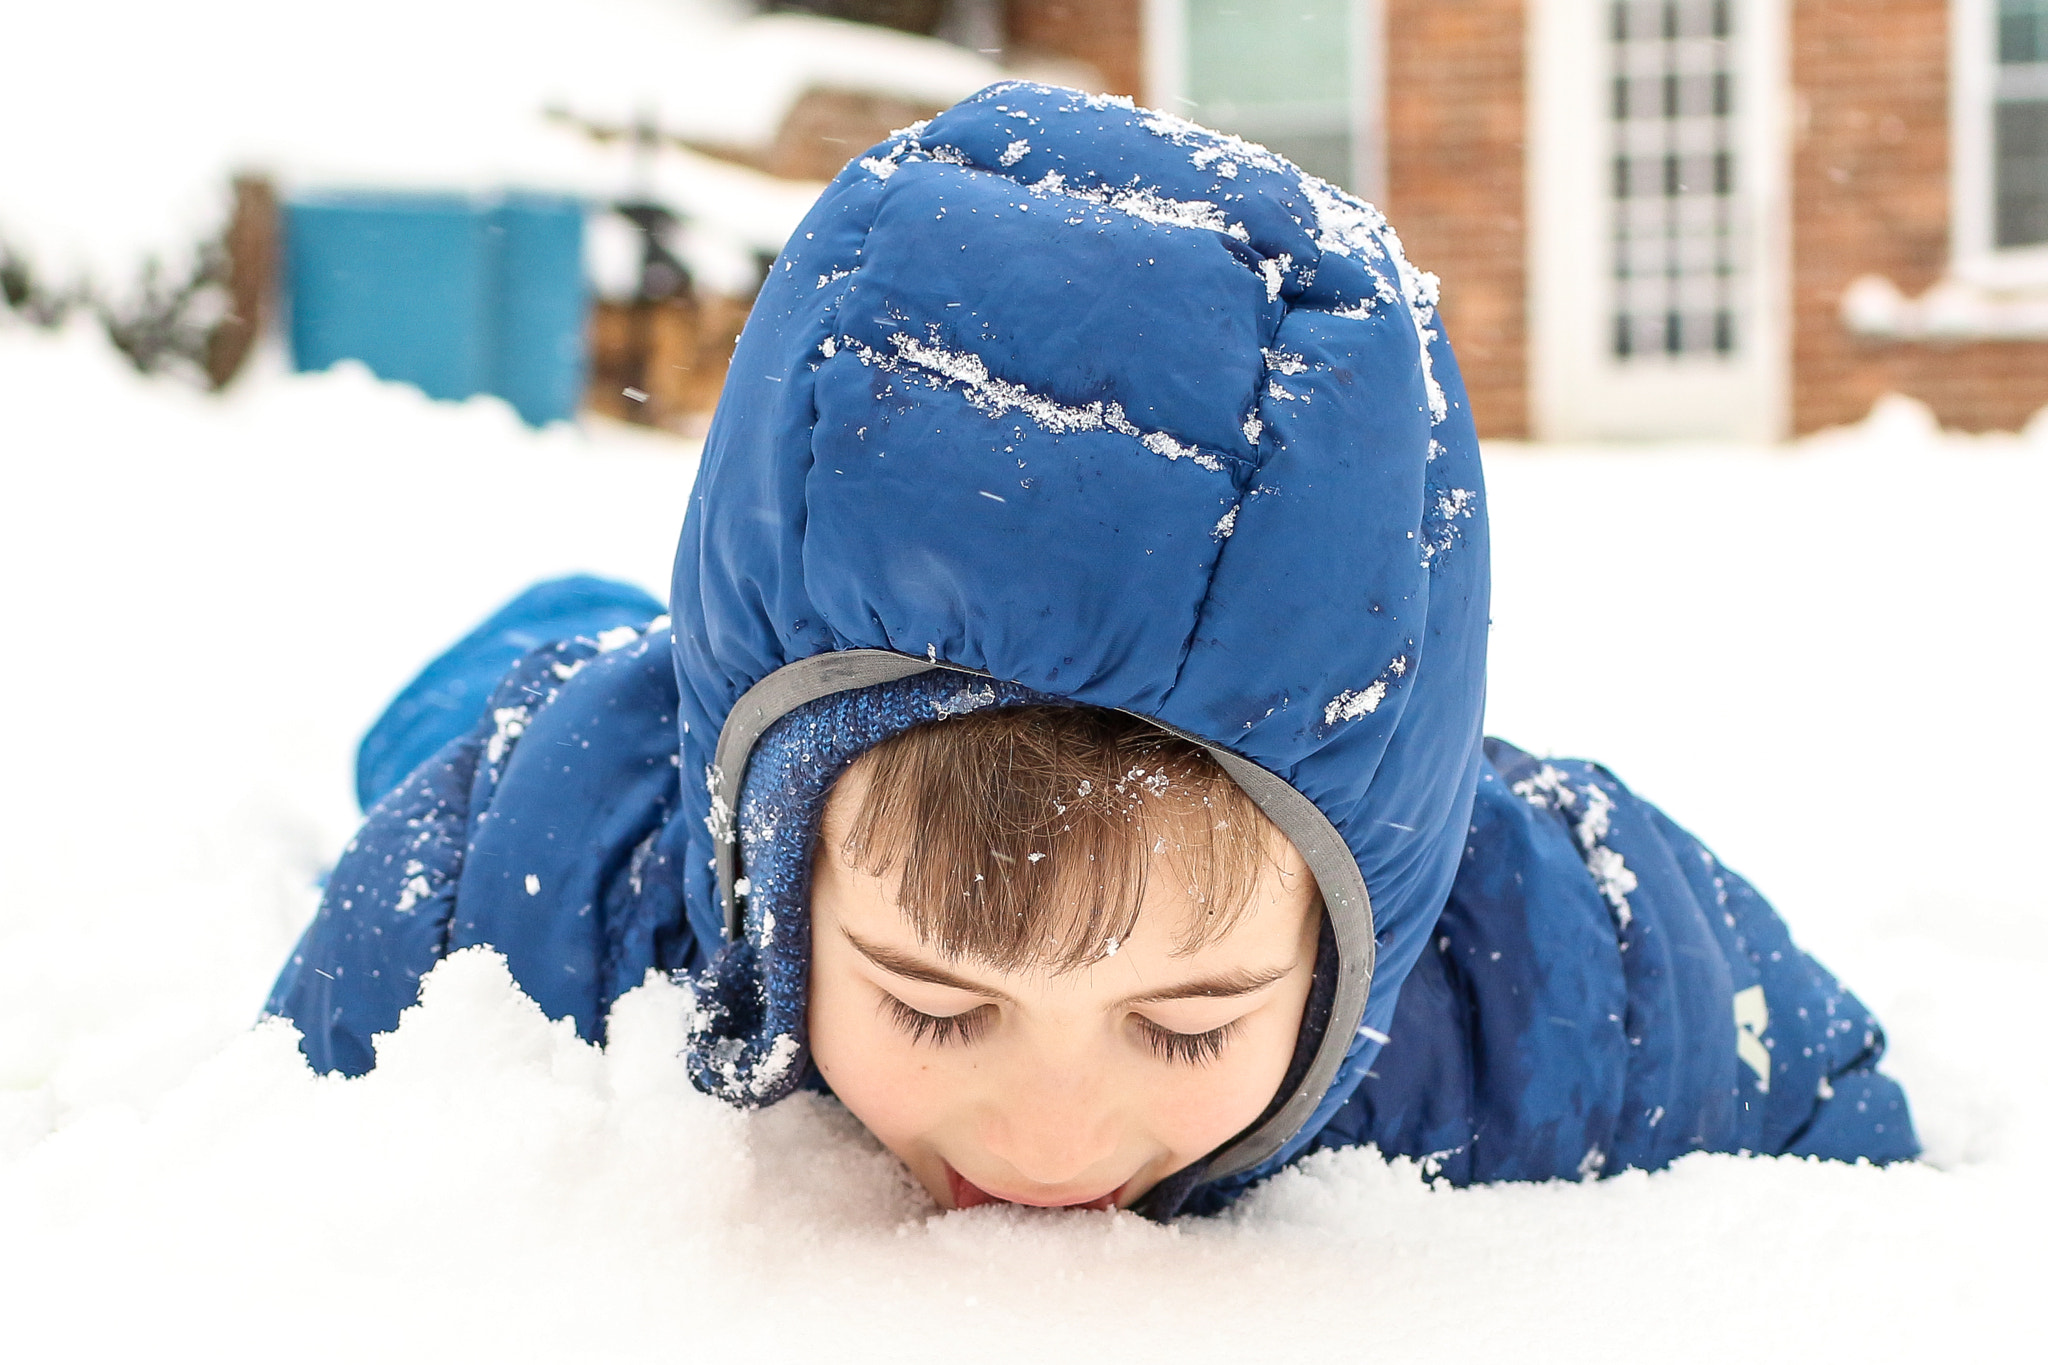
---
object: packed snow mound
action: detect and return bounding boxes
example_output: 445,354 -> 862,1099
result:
0,946 -> 2028,1363
0,0 -> 1004,287
0,325 -> 2043,1359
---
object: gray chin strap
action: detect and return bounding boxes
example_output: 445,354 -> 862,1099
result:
707,649 -> 1375,1183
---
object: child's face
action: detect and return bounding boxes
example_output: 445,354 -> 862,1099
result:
808,762 -> 1322,1212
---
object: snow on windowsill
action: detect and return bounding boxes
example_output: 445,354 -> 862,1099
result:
1843,270 -> 2048,342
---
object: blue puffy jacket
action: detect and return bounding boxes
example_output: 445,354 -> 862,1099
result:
268,84 -> 1914,1211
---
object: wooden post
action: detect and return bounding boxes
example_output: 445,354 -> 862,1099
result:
205,174 -> 277,390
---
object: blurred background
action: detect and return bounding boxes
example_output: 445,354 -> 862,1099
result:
7,0 -> 2046,444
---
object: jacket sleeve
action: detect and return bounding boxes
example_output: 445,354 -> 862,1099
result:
264,720 -> 488,1076
1511,745 -> 1921,1168
354,575 -> 665,811
263,635 -> 607,1075
265,626 -> 695,1075
1641,803 -> 1919,1165
1332,744 -> 1918,1183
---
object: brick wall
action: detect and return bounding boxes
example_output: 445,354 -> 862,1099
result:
1384,0 -> 1530,438
1004,0 -> 1145,98
1793,0 -> 2048,432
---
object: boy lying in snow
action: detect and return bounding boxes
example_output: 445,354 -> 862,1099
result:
268,84 -> 1916,1218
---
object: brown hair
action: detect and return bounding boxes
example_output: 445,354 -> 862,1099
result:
825,705 -> 1287,972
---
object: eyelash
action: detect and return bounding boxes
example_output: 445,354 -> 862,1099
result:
884,997 -> 1237,1068
1136,1017 -> 1239,1067
885,997 -> 994,1047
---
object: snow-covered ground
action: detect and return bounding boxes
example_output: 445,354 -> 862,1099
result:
0,321 -> 2040,1360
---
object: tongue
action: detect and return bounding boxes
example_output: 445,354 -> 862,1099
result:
948,1167 -> 999,1210
946,1166 -> 1116,1211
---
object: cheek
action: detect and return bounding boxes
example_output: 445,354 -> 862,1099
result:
807,973 -> 957,1148
1138,1015 -> 1301,1155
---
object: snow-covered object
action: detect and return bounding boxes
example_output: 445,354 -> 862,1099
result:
268,84 -> 1911,1212
0,1 -> 1003,292
1842,272 -> 2048,341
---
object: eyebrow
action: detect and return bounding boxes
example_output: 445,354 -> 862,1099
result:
841,930 -> 1293,1008
844,931 -> 1020,1003
1119,966 -> 1293,1006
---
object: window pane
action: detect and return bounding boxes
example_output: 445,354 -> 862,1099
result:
2000,0 -> 2048,64
1185,0 -> 1355,188
1610,0 -> 1741,361
1995,99 -> 2048,246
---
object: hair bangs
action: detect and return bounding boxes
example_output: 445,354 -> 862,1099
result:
832,705 -> 1277,972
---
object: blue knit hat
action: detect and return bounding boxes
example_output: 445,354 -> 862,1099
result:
684,669 -> 1066,1101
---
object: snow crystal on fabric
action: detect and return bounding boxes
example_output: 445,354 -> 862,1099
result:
1323,655 -> 1411,728
839,331 -> 1230,473
1510,765 -> 1641,932
1297,177 -> 1447,425
1138,107 -> 1295,177
933,683 -> 997,717
1420,485 -> 1478,570
1025,169 -> 1249,240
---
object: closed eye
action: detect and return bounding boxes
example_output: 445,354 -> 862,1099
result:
884,996 -> 996,1047
1135,1016 -> 1239,1067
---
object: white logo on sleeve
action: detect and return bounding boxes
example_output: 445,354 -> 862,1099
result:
1733,985 -> 1771,1092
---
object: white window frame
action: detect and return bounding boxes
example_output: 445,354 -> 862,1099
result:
1951,0 -> 2048,287
1143,0 -> 1388,204
1528,0 -> 1790,442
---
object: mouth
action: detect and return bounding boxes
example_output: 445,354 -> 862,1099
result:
944,1162 -> 1120,1212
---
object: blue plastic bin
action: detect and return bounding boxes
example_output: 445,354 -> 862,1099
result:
284,191 -> 587,426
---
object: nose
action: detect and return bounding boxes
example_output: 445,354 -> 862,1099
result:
976,1061 -> 1123,1188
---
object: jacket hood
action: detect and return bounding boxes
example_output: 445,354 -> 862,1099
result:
669,83 -> 1490,1194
